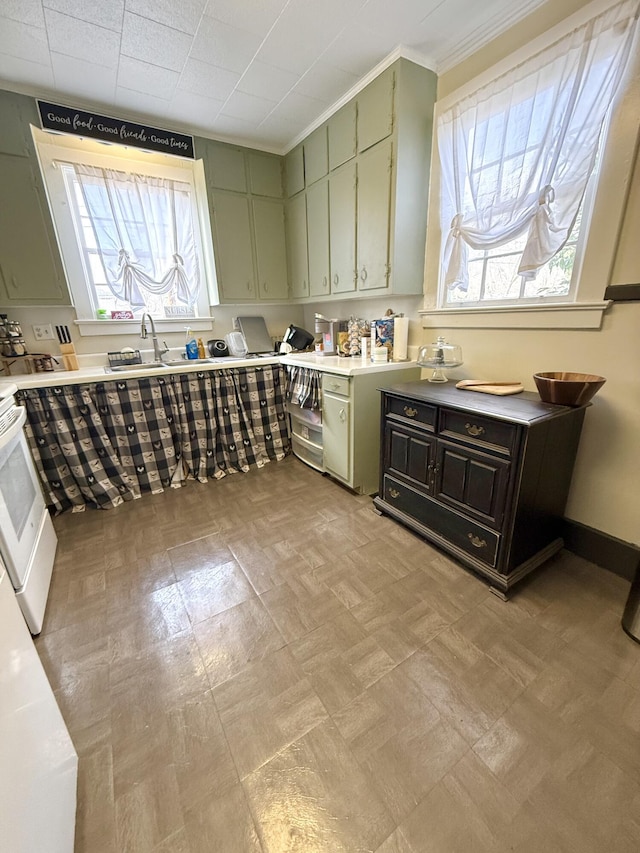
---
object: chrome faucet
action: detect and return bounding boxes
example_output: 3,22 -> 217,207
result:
140,313 -> 169,363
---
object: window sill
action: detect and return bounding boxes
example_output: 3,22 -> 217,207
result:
76,318 -> 215,337
419,301 -> 612,330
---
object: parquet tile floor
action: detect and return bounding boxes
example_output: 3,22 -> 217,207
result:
35,454 -> 640,852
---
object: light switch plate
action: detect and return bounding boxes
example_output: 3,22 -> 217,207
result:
33,323 -> 54,340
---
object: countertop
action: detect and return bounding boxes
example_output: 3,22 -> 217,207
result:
279,353 -> 418,376
0,352 -> 419,391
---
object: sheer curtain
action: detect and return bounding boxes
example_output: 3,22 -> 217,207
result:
71,164 -> 201,308
438,0 -> 640,292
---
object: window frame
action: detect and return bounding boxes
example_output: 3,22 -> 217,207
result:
421,0 -> 640,330
33,127 -> 218,336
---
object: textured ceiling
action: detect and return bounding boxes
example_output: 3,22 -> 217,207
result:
0,0 -> 549,152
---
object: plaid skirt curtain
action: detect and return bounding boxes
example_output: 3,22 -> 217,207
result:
172,365 -> 289,482
17,364 -> 290,512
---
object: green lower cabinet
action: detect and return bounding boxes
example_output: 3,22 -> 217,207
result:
320,366 -> 420,495
323,391 -> 351,484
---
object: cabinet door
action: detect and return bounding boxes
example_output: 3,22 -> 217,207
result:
0,155 -> 70,305
357,139 -> 392,291
329,161 -> 357,294
286,192 -> 309,299
435,440 -> 510,530
304,126 -> 328,185
0,91 -> 33,156
323,392 -> 351,483
200,141 -> 247,192
357,67 -> 395,153
284,145 -> 305,197
211,191 -> 256,301
252,198 -> 288,300
385,424 -> 436,488
306,179 -> 330,298
328,102 -> 357,170
248,152 -> 283,198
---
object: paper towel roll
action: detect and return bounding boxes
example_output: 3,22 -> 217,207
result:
393,316 -> 409,361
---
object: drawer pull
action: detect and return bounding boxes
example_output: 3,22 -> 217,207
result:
403,406 -> 417,418
465,423 -> 485,437
468,533 -> 487,549
389,488 -> 400,499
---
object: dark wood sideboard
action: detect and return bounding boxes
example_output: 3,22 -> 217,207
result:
373,382 -> 588,599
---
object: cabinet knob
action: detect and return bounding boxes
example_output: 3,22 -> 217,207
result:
263,282 -> 268,292
360,266 -> 368,282
403,406 -> 417,418
389,488 -> 400,499
334,274 -> 339,286
323,276 -> 328,288
465,423 -> 485,437
339,408 -> 346,422
247,281 -> 252,291
468,533 -> 487,549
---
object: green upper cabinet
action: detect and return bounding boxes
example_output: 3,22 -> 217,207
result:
329,161 -> 357,295
284,144 -> 305,197
357,66 -> 395,153
210,191 -> 289,303
0,91 -> 70,306
196,139 -> 247,192
252,198 -> 288,299
286,192 -> 309,299
306,178 -> 330,298
356,140 -> 393,291
285,58 -> 436,302
303,126 -> 328,186
248,152 -> 283,198
328,102 -> 357,171
210,191 -> 256,301
197,137 -> 288,303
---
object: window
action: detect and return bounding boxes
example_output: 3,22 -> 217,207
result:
34,131 -> 216,327
435,0 -> 639,314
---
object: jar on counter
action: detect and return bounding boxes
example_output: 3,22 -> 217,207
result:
1,338 -> 14,357
12,338 -> 27,356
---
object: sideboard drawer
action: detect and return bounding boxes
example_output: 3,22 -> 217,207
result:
382,475 -> 500,567
386,396 -> 437,431
439,408 -> 518,457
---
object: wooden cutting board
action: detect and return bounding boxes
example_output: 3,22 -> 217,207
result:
456,380 -> 524,396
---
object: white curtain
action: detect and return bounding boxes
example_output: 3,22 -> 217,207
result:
438,0 -> 640,292
71,164 -> 201,308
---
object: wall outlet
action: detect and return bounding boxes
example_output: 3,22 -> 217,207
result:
33,323 -> 54,341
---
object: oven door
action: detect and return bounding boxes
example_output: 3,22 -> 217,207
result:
0,405 -> 46,589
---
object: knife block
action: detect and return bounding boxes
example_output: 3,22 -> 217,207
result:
59,343 -> 79,371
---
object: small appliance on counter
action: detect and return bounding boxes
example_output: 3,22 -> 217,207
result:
281,325 -> 315,353
314,314 -> 347,356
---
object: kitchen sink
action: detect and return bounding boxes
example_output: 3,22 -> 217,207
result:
161,357 -> 213,366
104,362 -> 167,373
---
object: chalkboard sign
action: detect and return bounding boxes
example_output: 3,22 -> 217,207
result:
37,101 -> 194,159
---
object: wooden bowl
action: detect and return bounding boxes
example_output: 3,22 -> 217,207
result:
533,372 -> 606,406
